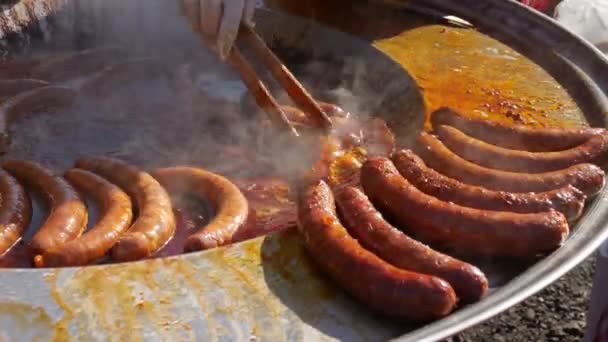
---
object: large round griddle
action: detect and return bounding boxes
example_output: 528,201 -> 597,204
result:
0,1 -> 607,341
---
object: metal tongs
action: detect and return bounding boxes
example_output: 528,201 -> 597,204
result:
213,25 -> 333,137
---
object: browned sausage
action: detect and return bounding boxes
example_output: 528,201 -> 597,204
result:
436,125 -> 608,172
0,86 -> 76,153
0,169 -> 32,256
37,169 -> 134,267
75,156 -> 175,262
417,132 -> 605,197
360,157 -> 569,258
2,160 -> 88,263
298,180 -> 457,321
0,79 -> 50,98
152,167 -> 249,252
392,149 -> 586,221
334,186 -> 488,302
431,107 -> 604,152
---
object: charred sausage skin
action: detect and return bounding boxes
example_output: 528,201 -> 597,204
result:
436,125 -> 608,173
360,157 -> 569,258
298,180 -> 458,321
417,132 -> 605,197
335,186 -> 488,302
431,107 -> 604,152
392,149 -> 586,221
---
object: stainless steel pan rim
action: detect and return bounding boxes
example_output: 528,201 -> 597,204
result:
392,0 -> 608,340
0,1 -> 607,341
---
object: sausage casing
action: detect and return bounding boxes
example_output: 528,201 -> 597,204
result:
0,169 -> 32,256
152,167 -> 248,252
335,186 -> 488,302
3,160 -> 88,262
431,107 -> 604,152
75,156 -> 175,262
39,169 -> 134,267
392,149 -> 586,221
360,157 -> 569,258
417,132 -> 605,197
436,125 -> 608,172
298,180 -> 458,321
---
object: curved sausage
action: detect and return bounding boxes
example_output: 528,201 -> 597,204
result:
417,132 -> 605,197
298,180 -> 457,321
335,186 -> 488,302
0,86 -> 76,153
2,160 -> 88,263
75,156 -> 175,262
392,149 -> 586,221
0,79 -> 50,98
436,124 -> 608,172
37,169 -> 134,267
431,107 -> 604,152
360,157 -> 569,258
0,169 -> 32,256
152,167 -> 248,252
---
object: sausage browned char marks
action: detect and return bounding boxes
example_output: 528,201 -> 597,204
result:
152,167 -> 248,252
0,85 -> 76,153
0,79 -> 50,98
417,132 -> 605,197
0,169 -> 32,256
334,186 -> 488,302
360,157 -> 569,258
431,107 -> 605,152
436,125 -> 608,173
38,169 -> 134,267
75,156 -> 175,262
392,150 -> 586,221
2,160 -> 88,264
298,181 -> 457,321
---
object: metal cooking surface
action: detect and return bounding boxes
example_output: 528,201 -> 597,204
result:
0,0 -> 607,341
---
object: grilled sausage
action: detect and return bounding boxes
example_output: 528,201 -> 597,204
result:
0,79 -> 50,98
335,186 -> 488,302
2,160 -> 88,263
392,150 -> 586,221
431,107 -> 604,152
360,157 -> 569,258
75,156 -> 175,262
417,132 -> 605,197
37,169 -> 134,267
298,181 -> 458,321
0,86 -> 76,153
436,125 -> 608,172
152,167 -> 248,252
0,169 -> 32,256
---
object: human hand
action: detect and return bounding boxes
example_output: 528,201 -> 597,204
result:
180,0 -> 256,59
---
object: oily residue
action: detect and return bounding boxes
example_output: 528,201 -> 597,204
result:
44,272 -> 74,342
374,25 -> 585,129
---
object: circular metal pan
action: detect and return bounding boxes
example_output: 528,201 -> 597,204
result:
0,1 -> 606,341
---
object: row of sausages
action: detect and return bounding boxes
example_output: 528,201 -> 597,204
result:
0,156 -> 254,267
297,108 -> 607,322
